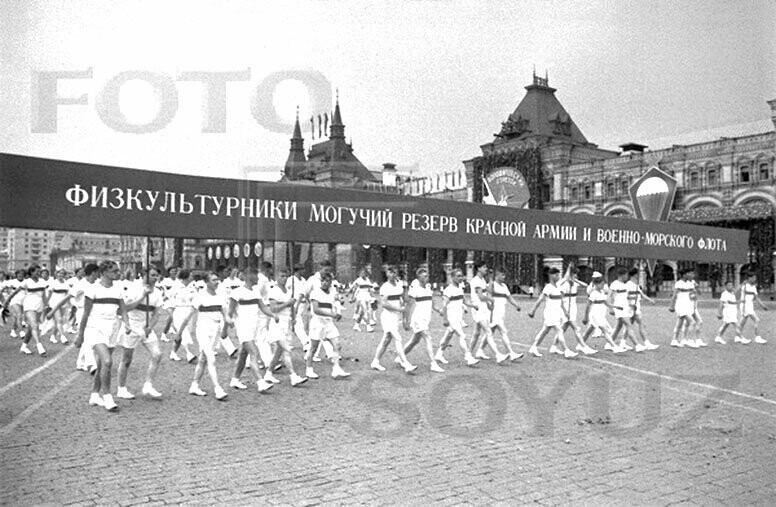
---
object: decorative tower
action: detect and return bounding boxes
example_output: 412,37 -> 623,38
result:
284,108 -> 307,180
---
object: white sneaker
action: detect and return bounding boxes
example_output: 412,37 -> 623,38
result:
686,341 -> 699,349
402,362 -> 418,373
620,342 -> 633,351
563,349 -> 578,359
680,339 -> 692,347
670,339 -> 683,347
88,393 -> 104,407
290,374 -> 308,387
141,383 -> 162,398
465,354 -> 480,366
20,343 -> 32,355
332,366 -> 351,379
430,362 -> 445,373
169,351 -> 181,361
549,345 -> 562,355
695,339 -> 708,348
644,341 -> 659,350
740,337 -> 752,345
528,346 -> 542,358
305,367 -> 320,379
214,387 -> 228,400
496,353 -> 509,364
188,384 -> 207,396
366,325 -> 375,332
604,343 -> 614,351
370,360 -> 386,372
353,323 -> 361,331
102,394 -> 118,412
634,344 -> 648,352
434,351 -> 449,364
36,343 -> 47,356
10,329 -> 17,338
160,334 -> 171,342
186,351 -> 197,363
714,336 -> 726,345
475,350 -> 491,360
509,351 -> 524,361
312,355 -> 322,363
60,335 -> 68,344
49,336 -> 58,344
613,345 -> 628,354
755,336 -> 767,344
116,387 -> 135,400
263,373 -> 281,384
393,356 -> 403,367
583,345 -> 598,355
229,378 -> 247,390
257,379 -> 274,392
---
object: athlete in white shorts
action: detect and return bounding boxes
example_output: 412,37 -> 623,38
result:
552,264 -> 596,356
398,268 -> 445,373
527,267 -> 578,358
370,266 -> 416,373
169,269 -> 198,363
738,271 -> 769,344
488,269 -> 523,361
714,280 -> 744,345
6,265 -> 49,356
580,276 -> 625,353
227,267 -> 275,393
1,269 -> 26,340
306,272 -> 351,379
46,269 -> 71,345
435,269 -> 479,366
263,268 -> 308,387
349,268 -> 376,333
609,267 -> 647,352
625,268 -> 659,350
669,268 -> 696,348
115,267 -> 165,400
186,272 -> 229,400
468,261 -> 509,363
76,261 -> 130,412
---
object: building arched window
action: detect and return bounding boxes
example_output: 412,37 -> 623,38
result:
570,187 -> 578,201
584,184 -> 592,200
759,162 -> 770,181
706,167 -> 718,186
738,160 -> 751,183
620,179 -> 629,195
606,181 -> 615,197
688,171 -> 700,188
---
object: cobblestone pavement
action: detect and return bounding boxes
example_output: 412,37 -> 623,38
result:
1,300 -> 776,506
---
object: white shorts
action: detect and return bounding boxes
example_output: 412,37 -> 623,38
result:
490,318 -> 506,330
86,320 -> 120,348
723,313 -> 738,324
235,320 -> 259,344
614,307 -> 633,320
309,319 -> 339,341
268,318 -> 292,344
196,318 -> 222,351
675,302 -> 693,318
119,324 -> 158,349
410,317 -> 430,334
589,315 -> 613,333
543,310 -> 562,328
742,304 -> 756,317
473,305 -> 490,324
380,312 -> 402,335
22,298 -> 44,314
562,304 -> 578,323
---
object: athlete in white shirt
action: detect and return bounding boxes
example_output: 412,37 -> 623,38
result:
75,260 -> 130,412
287,264 -> 310,351
527,268 -> 577,358
625,267 -> 658,350
46,268 -> 71,344
488,269 -> 524,361
669,268 -> 696,348
435,268 -> 479,366
254,261 -> 274,369
552,264 -> 595,356
370,266 -> 417,373
580,276 -> 625,353
349,268 -> 376,332
169,270 -> 198,363
609,267 -> 647,352
305,272 -> 351,379
469,261 -> 509,364
115,267 -> 164,399
263,267 -> 308,387
6,265 -> 50,356
397,268 -> 445,373
186,272 -> 229,400
738,271 -> 769,344
1,269 -> 26,339
157,266 -> 178,342
714,280 -> 744,345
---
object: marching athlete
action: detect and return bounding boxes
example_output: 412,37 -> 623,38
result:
115,267 -> 164,400
305,272 -> 351,379
469,261 -> 509,363
553,265 -> 596,356
187,272 -> 229,400
580,275 -> 625,353
263,267 -> 308,387
738,271 -> 769,344
714,280 -> 744,345
371,266 -> 416,373
349,268 -> 375,332
2,269 -> 26,339
527,267 -> 578,359
435,268 -> 479,366
609,267 -> 647,352
6,265 -> 49,356
669,268 -> 696,348
75,261 -> 130,412
626,267 -> 659,350
169,269 -> 198,363
46,269 -> 71,344
488,269 -> 524,361
398,268 -> 445,373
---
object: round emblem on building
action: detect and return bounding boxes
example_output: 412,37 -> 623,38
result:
243,243 -> 251,258
233,244 -> 240,258
224,245 -> 231,259
207,246 -> 213,260
215,246 -> 222,259
254,242 -> 262,257
484,167 -> 531,208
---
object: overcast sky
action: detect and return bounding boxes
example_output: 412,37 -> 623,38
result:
1,0 -> 774,181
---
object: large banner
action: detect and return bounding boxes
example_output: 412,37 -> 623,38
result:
0,153 -> 748,263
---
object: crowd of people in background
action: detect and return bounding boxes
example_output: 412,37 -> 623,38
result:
0,259 -> 769,413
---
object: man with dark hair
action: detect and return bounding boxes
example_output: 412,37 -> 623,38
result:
527,267 -> 577,358
469,261 -> 509,364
